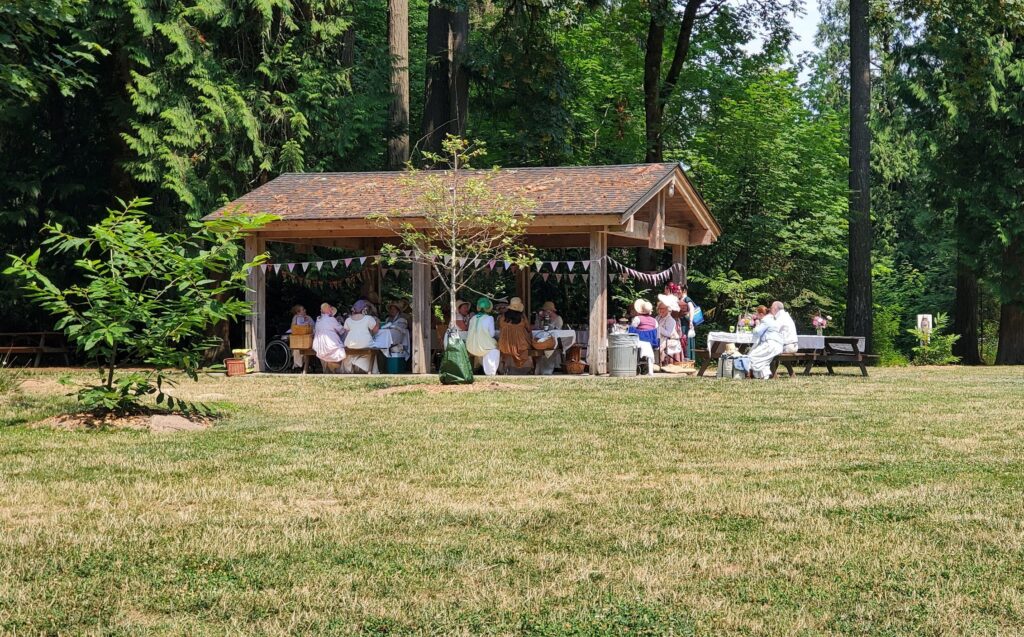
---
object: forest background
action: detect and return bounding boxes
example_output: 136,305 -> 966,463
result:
2,0 -> 1022,364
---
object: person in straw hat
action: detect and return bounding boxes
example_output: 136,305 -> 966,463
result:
381,300 -> 410,359
498,296 -> 533,374
454,299 -> 471,331
312,303 -> 346,373
656,294 -> 683,367
534,300 -> 564,375
466,297 -> 500,376
534,300 -> 564,330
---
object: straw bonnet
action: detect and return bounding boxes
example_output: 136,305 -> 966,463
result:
633,299 -> 654,315
657,294 -> 680,313
387,299 -> 407,313
541,301 -> 557,312
456,299 -> 470,312
508,297 -> 525,312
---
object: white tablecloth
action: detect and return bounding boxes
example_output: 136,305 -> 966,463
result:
706,332 -> 863,353
371,328 -> 410,359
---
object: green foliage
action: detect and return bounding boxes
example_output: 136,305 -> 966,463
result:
375,136 -> 536,325
908,313 -> 960,366
4,197 -> 272,414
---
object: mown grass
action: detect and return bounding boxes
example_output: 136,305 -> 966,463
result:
1,367 -> 1023,635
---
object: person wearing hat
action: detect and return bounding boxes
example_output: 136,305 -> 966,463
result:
454,299 -> 471,331
656,294 -> 683,366
312,303 -> 346,373
381,300 -> 411,359
630,299 -> 657,331
466,298 -> 500,376
498,296 -> 533,374
534,300 -> 564,331
628,298 -> 659,375
342,299 -> 380,373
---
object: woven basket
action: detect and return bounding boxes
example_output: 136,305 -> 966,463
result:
291,323 -> 312,335
564,360 -> 586,375
225,358 -> 247,377
289,333 -> 313,350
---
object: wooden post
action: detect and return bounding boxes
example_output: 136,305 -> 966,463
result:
244,235 -> 267,371
588,231 -> 608,375
648,190 -> 666,250
516,267 -> 531,318
672,244 -> 688,286
411,260 -> 431,374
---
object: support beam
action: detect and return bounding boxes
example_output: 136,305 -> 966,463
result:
608,220 -> 687,246
588,231 -> 608,375
244,236 -> 267,371
649,190 -> 666,250
516,267 -> 531,318
411,260 -> 432,374
672,244 -> 687,286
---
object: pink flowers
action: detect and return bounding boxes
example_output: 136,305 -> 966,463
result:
812,315 -> 832,329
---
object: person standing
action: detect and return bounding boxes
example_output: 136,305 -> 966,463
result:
656,295 -> 682,366
466,298 -> 500,376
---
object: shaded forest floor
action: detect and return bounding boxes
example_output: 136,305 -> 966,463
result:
2,367 -> 1023,635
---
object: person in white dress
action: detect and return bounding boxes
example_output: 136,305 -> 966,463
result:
656,294 -> 681,366
534,301 -> 565,375
466,297 -> 500,376
312,303 -> 346,373
748,305 -> 784,379
342,299 -> 380,374
772,301 -> 799,353
381,300 -> 411,359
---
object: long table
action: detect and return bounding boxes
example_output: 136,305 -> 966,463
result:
701,332 -> 871,377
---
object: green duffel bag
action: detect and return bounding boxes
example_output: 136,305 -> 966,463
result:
439,331 -> 474,385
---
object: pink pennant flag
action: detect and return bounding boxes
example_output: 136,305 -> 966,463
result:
621,273 -> 629,282
528,271 -> 535,280
555,274 -> 563,282
487,260 -> 496,270
380,268 -> 388,277
287,263 -> 296,272
568,273 -> 576,283
582,261 -> 591,271
344,258 -> 353,267
542,273 -> 550,282
566,261 -> 576,271
582,274 -> 589,282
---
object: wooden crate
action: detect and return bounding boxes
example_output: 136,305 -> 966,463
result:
225,358 -> 247,377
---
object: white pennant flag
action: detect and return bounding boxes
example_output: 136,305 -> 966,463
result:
331,260 -> 339,268
548,261 -> 559,271
274,264 -> 282,274
582,261 -> 591,271
503,260 -> 511,270
260,264 -> 268,273
609,273 -> 616,282
301,262 -> 310,272
316,261 -> 324,271
582,274 -> 589,282
555,274 -> 563,281
359,257 -> 367,265
568,273 -> 576,283
459,257 -> 467,267
566,261 -> 576,271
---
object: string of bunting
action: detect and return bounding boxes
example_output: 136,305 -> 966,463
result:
256,253 -> 681,286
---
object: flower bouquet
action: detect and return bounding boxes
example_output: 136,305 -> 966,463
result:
737,314 -> 755,333
812,314 -> 831,336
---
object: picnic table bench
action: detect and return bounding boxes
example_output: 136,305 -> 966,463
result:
0,332 -> 70,367
697,334 -> 876,377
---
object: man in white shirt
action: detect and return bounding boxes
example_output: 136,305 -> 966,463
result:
772,301 -> 799,353
748,305 -> 784,379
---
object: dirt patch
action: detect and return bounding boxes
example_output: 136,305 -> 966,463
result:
371,381 -> 521,396
38,412 -> 210,433
19,379 -> 64,395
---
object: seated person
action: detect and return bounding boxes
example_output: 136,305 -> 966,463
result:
312,304 -> 346,373
289,305 -> 315,370
534,301 -> 564,330
629,299 -> 659,375
498,297 -> 533,374
656,295 -> 682,366
772,301 -> 799,353
342,300 -> 380,374
466,298 -> 499,376
748,305 -> 783,379
381,300 -> 410,358
455,300 -> 471,331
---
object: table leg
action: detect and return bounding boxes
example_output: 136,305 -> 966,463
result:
34,334 -> 44,367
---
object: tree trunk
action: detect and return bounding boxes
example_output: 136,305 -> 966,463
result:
996,241 -> 1024,364
846,0 -> 873,351
422,3 -> 452,158
642,11 -> 666,163
952,255 -> 982,364
387,0 -> 410,169
448,7 -> 469,139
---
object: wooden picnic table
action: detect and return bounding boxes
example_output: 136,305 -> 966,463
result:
0,331 -> 70,367
697,334 -> 875,377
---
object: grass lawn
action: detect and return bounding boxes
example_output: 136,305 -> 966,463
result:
1,367 -> 1023,635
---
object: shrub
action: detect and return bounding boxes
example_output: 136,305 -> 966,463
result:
4,198 -> 272,415
908,312 -> 961,366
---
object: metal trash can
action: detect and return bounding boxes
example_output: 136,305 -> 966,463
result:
607,332 -> 639,377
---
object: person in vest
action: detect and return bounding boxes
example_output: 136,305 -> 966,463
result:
498,297 -> 533,374
466,297 -> 499,376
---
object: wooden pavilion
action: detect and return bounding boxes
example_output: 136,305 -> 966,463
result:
205,162 -> 721,374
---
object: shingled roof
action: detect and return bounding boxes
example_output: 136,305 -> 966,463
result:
206,162 -> 700,221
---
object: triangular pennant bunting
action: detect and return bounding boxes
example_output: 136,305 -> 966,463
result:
542,273 -> 550,281
582,261 -> 591,271
287,263 -> 296,272
344,258 -> 353,267
503,261 -> 511,270
359,257 -> 367,265
566,261 -> 576,271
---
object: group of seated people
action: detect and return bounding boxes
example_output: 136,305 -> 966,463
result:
733,301 -> 799,379
463,296 -> 566,376
618,282 -> 698,370
291,297 -> 411,374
